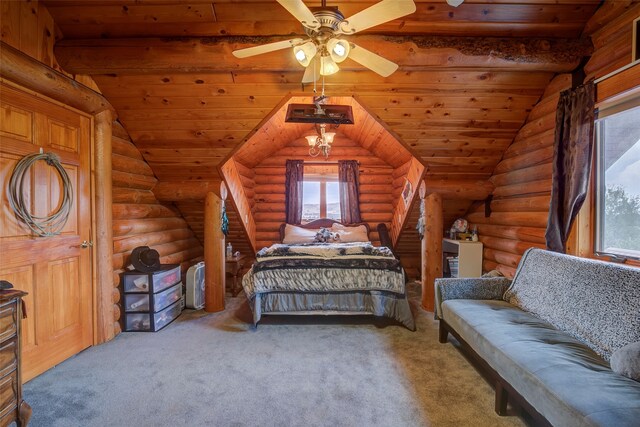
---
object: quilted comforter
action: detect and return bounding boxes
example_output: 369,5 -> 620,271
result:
242,242 -> 405,297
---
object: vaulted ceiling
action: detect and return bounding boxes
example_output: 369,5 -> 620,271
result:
43,0 -> 600,248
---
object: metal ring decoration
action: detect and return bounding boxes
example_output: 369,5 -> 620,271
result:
8,152 -> 73,237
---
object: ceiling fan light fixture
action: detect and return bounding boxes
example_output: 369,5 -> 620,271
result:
320,55 -> 339,76
446,0 -> 464,7
327,39 -> 350,63
293,42 -> 317,67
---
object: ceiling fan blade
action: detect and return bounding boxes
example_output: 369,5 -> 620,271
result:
337,0 -> 416,34
348,43 -> 398,77
276,0 -> 321,30
232,38 -> 304,58
302,58 -> 319,83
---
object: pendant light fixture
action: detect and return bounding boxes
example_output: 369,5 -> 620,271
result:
306,123 -> 336,159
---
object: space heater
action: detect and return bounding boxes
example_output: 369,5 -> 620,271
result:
185,261 -> 205,309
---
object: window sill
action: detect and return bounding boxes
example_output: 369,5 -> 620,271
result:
593,252 -> 640,268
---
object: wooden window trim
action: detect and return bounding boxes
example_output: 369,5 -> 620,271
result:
570,72 -> 640,268
319,180 -> 327,218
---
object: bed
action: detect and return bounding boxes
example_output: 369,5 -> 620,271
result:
241,219 -> 416,330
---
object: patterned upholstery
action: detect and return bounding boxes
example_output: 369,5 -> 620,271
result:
504,248 -> 640,360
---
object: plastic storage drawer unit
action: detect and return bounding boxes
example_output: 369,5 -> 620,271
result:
124,282 -> 182,313
124,300 -> 182,332
122,265 -> 181,294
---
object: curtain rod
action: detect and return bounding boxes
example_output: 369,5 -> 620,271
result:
303,161 -> 360,165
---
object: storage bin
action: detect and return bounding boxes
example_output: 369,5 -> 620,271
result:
122,265 -> 180,294
123,282 -> 182,313
124,300 -> 182,332
447,257 -> 459,278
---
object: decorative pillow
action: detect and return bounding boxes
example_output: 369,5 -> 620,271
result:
282,224 -> 318,244
313,227 -> 339,243
610,342 -> 640,382
330,223 -> 369,242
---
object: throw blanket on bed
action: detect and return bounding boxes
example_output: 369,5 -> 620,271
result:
243,242 -> 405,297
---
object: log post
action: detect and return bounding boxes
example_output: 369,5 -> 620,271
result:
422,190 -> 443,312
94,110 -> 115,343
204,190 -> 225,312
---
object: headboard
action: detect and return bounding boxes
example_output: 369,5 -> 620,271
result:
279,219 -> 371,242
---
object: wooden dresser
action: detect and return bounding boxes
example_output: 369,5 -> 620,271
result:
0,290 -> 31,427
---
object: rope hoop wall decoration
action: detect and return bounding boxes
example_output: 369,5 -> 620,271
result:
8,151 -> 74,237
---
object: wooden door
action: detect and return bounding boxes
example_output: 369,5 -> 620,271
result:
0,82 -> 93,382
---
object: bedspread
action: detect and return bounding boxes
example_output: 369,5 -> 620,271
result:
243,242 -> 405,297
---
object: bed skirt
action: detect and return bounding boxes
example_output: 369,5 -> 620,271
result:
249,291 -> 416,331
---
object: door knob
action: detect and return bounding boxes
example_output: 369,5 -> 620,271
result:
80,240 -> 93,249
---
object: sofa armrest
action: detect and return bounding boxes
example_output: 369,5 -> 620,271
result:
434,277 -> 512,319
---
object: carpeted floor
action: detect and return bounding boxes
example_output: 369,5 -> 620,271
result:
24,283 -> 526,427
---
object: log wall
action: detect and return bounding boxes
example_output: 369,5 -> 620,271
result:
465,74 -> 570,277
111,122 -> 204,332
251,135 -> 396,250
466,1 -> 640,277
583,1 -> 640,82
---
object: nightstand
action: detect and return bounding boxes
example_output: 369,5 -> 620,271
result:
225,255 -> 247,296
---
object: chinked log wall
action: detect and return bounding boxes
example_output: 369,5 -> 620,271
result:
467,1 -> 640,277
250,138 -> 395,250
466,74 -> 570,277
111,122 -> 203,332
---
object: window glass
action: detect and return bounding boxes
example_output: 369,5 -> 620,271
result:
326,181 -> 341,221
302,181 -> 320,222
596,104 -> 640,258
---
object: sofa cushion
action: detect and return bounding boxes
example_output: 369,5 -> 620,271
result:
442,299 -> 640,427
503,248 -> 640,360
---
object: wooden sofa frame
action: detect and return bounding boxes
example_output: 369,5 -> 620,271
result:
439,320 -> 552,427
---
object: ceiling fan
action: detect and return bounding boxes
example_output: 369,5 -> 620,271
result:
232,0 -> 419,83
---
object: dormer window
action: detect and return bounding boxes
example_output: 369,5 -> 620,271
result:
302,168 -> 341,223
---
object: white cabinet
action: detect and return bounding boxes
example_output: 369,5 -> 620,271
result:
442,238 -> 483,278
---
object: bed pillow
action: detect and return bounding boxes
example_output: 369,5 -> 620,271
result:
331,223 -> 369,242
282,224 -> 319,244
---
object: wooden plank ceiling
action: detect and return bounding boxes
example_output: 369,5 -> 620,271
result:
43,0 -> 599,253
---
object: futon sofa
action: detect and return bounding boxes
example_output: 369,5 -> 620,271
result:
435,248 -> 640,427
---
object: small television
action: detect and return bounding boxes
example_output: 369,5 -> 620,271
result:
284,104 -> 354,124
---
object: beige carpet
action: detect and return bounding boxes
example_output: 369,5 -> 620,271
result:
24,282 -> 526,426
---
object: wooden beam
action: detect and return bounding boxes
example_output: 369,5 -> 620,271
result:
0,41 -> 114,115
53,36 -> 591,75
422,191 -> 443,312
204,191 -> 225,313
93,110 -> 115,344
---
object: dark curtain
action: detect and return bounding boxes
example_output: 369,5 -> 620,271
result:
338,160 -> 362,224
545,81 -> 595,253
285,160 -> 304,224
